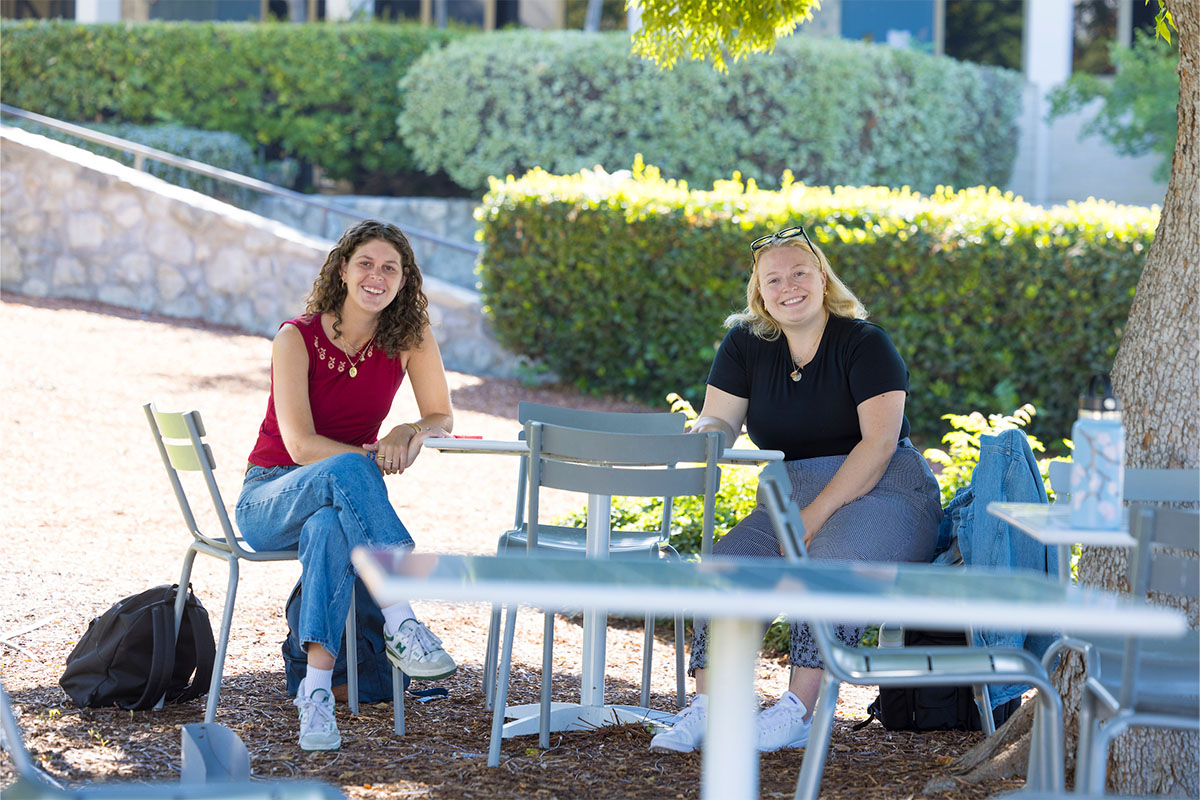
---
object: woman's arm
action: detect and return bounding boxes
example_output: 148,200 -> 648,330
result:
273,324 -> 373,466
370,326 -> 453,474
800,390 -> 905,545
690,384 -> 749,449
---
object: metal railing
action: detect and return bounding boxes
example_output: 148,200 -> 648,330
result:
0,103 -> 481,256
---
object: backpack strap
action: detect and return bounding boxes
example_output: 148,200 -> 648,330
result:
851,697 -> 880,731
127,601 -> 177,711
171,588 -> 216,705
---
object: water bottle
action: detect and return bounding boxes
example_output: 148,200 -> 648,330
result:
1069,374 -> 1125,530
878,623 -> 904,649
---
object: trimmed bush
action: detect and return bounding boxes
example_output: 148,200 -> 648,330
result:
0,19 -> 460,191
478,162 -> 1158,445
400,30 -> 1023,194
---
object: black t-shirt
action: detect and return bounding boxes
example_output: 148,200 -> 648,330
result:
707,316 -> 911,460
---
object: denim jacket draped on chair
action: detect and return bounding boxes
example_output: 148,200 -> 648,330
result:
933,428 -> 1059,706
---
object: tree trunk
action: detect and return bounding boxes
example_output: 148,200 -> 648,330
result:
947,1 -> 1198,793
1091,1 -> 1199,793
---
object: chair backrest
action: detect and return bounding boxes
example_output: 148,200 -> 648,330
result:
1047,461 -> 1198,504
518,400 -> 686,434
1118,504 -> 1199,707
758,462 -> 848,661
510,402 -> 690,545
1048,460 -> 1071,500
523,420 -> 721,553
143,402 -> 243,556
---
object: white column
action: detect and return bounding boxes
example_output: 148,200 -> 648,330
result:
75,0 -> 121,22
1022,0 -> 1074,206
626,0 -> 641,33
326,0 -> 373,21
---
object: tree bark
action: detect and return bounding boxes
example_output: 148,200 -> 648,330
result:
949,1 -> 1198,793
1082,0 -> 1199,793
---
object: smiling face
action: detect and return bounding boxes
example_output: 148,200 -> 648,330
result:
755,244 -> 828,330
339,238 -> 405,317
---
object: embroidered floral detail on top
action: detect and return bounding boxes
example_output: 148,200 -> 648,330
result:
312,335 -> 374,375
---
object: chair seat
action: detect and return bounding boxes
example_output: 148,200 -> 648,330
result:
831,644 -> 1049,687
500,524 -> 665,554
1086,633 -> 1200,714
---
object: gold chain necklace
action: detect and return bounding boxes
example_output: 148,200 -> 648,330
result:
338,335 -> 374,378
789,335 -> 821,383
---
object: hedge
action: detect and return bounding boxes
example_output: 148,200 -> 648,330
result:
477,162 -> 1158,445
0,20 -> 460,190
401,30 -> 1023,194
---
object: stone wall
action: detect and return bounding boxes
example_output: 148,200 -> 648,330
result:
252,195 -> 481,290
0,125 -> 520,378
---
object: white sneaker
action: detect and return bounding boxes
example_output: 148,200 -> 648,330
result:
295,682 -> 340,752
756,691 -> 811,752
650,694 -> 708,753
384,618 -> 457,679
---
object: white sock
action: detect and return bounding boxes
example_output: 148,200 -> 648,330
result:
780,691 -> 809,717
691,693 -> 708,707
305,665 -> 333,697
382,601 -> 416,635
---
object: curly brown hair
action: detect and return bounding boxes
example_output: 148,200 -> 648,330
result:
304,220 -> 429,358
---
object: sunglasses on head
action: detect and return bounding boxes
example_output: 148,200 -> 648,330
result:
750,226 -> 816,257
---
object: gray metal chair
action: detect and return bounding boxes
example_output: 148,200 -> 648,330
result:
143,403 -> 404,732
482,401 -> 702,713
757,461 -> 1067,800
1044,503 -> 1199,795
1,682 -> 345,799
1046,462 -> 1198,583
489,420 -> 721,757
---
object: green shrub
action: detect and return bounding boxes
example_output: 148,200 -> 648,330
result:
478,161 -> 1157,446
0,19 -> 460,191
400,30 -> 1022,194
7,119 -> 259,204
1049,30 -> 1179,182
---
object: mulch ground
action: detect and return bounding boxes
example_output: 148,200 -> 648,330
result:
0,294 -> 1025,799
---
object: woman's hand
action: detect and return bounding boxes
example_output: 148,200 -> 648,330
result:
365,422 -> 450,475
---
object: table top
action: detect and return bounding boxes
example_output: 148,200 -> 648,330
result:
424,437 -> 783,466
987,502 -> 1136,548
351,548 -> 1185,638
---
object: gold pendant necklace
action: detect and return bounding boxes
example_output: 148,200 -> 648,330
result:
340,336 -> 374,378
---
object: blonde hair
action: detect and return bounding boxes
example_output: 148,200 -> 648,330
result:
724,238 -> 867,340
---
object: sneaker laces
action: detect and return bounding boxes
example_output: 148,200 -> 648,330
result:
758,698 -> 806,735
295,691 -> 336,733
672,697 -> 707,729
402,621 -> 445,661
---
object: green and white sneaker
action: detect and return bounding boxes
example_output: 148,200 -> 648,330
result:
294,682 -> 340,752
384,618 -> 457,680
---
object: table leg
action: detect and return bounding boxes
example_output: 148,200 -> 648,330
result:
703,617 -> 761,800
580,492 -> 610,707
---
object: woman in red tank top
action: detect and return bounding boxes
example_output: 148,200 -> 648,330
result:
236,220 -> 457,752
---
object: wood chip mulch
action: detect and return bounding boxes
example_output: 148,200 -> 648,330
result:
0,294 -> 1026,799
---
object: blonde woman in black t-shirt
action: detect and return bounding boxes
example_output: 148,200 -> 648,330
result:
650,226 -> 943,754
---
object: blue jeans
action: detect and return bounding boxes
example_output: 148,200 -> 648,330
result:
235,452 -> 414,657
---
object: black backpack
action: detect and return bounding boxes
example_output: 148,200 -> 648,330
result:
282,575 -> 408,703
855,628 -> 1023,732
60,584 -> 215,711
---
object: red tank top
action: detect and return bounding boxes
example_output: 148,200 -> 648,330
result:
248,314 -> 407,467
